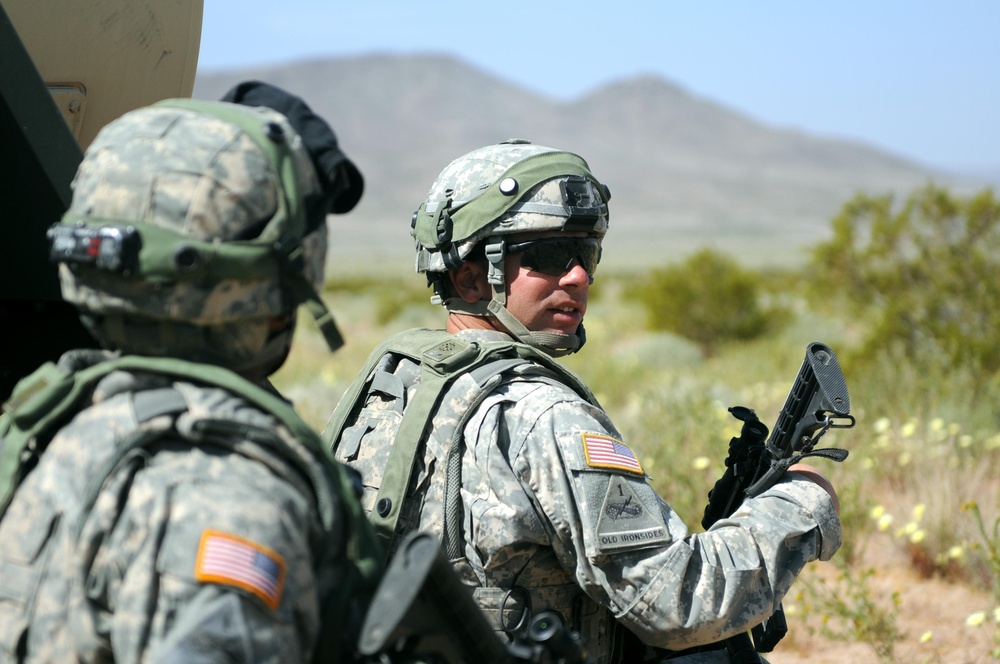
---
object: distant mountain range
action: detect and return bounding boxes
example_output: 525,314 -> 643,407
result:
193,53 -> 994,272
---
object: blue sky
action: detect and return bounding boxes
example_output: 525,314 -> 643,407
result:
199,2 -> 999,175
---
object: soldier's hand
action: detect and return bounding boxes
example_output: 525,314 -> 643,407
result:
787,463 -> 839,514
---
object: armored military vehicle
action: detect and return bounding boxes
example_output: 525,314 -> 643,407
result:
0,0 -> 203,399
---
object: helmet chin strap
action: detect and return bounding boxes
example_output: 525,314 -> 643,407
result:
486,299 -> 585,358
442,297 -> 584,358
444,237 -> 586,357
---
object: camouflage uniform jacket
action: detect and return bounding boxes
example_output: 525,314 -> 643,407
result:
0,350 -> 367,663
330,329 -> 842,663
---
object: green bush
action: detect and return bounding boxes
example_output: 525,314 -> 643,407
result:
810,184 -> 1000,375
630,248 -> 789,355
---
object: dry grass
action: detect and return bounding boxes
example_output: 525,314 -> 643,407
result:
275,272 -> 1000,662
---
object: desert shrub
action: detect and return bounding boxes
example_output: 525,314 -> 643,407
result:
630,249 -> 789,356
810,184 -> 1000,376
795,560 -> 903,663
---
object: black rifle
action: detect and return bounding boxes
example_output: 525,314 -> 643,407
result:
359,530 -> 590,664
699,342 -> 855,662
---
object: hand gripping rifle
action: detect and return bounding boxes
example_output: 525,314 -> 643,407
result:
699,342 -> 855,663
359,530 -> 590,664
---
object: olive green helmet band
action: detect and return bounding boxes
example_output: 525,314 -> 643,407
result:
412,150 -> 608,253
59,98 -> 344,351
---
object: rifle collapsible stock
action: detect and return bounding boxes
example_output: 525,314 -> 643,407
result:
745,341 -> 854,498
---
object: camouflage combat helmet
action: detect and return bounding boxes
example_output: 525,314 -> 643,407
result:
50,99 -> 344,376
411,139 -> 610,356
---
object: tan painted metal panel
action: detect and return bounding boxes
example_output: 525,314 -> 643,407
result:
4,0 -> 203,148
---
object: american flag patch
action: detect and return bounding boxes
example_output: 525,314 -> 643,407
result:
195,530 -> 286,610
582,433 -> 644,474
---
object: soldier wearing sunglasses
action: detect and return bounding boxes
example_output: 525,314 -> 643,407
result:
324,140 -> 841,664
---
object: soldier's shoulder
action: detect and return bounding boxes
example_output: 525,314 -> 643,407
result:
172,380 -> 280,429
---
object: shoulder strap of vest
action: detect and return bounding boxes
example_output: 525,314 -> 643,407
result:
506,343 -> 599,406
0,354 -> 383,659
438,346 -> 600,561
0,358 -> 110,517
324,329 -> 600,560
323,328 -> 598,449
2,354 -> 350,519
322,328 -> 448,446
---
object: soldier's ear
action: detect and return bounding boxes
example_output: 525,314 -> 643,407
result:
449,261 -> 489,303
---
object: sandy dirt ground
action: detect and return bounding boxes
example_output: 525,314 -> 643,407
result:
765,546 -> 995,664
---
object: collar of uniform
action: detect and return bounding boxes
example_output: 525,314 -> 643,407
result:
452,328 -> 516,345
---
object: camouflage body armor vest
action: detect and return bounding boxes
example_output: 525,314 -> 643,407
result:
0,350 -> 381,662
324,328 -> 620,661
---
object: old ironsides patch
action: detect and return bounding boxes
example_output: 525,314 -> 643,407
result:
593,475 -> 670,552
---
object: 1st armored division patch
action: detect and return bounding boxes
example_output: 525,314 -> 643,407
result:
594,475 -> 670,552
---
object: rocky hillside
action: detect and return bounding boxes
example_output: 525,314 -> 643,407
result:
194,53 -> 988,271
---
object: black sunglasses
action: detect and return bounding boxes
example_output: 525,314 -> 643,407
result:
505,237 -> 602,277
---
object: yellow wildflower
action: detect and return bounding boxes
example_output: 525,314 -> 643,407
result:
877,513 -> 893,531
912,504 -> 926,521
920,631 -> 933,643
692,456 -> 712,471
967,611 -> 987,627
873,417 -> 891,434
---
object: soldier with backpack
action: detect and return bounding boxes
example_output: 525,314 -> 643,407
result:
324,140 -> 842,663
0,90 -> 381,661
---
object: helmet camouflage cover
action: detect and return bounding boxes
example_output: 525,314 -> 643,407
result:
412,140 -> 610,275
52,99 -> 339,372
